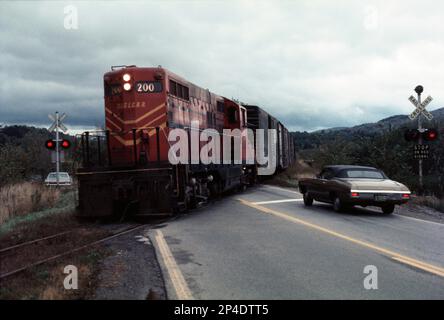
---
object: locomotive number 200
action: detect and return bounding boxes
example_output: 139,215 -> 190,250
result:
136,81 -> 162,93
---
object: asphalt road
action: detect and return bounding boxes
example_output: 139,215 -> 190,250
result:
148,185 -> 444,299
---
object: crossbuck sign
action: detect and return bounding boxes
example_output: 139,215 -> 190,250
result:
48,112 -> 68,133
408,95 -> 434,121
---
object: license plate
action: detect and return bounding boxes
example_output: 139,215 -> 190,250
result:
374,195 -> 388,201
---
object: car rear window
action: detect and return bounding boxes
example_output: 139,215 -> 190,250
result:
339,169 -> 385,179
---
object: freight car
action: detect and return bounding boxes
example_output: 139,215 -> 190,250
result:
76,66 -> 295,218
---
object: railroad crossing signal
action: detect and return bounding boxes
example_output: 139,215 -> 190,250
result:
407,85 -> 435,194
408,95 -> 434,121
47,112 -> 69,186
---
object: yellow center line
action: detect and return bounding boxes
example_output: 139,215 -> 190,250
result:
253,199 -> 303,205
154,230 -> 193,300
238,198 -> 444,278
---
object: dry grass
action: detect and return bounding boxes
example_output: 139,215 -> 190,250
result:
266,159 -> 318,188
412,195 -> 444,213
0,182 -> 60,225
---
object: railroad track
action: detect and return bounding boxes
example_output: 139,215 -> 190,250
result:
0,230 -> 73,254
0,224 -> 147,280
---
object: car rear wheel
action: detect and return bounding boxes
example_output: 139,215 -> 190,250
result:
303,193 -> 313,206
381,204 -> 395,215
333,196 -> 343,212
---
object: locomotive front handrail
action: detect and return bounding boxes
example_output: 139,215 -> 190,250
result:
77,126 -> 167,169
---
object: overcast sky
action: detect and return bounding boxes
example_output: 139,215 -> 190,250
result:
1,0 -> 443,132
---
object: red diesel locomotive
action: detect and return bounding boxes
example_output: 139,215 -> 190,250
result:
76,66 -> 295,218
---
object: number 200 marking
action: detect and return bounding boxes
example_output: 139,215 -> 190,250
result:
137,82 -> 155,92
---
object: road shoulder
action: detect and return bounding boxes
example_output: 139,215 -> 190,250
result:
94,226 -> 166,300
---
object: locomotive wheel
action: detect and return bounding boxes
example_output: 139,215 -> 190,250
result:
209,180 -> 223,199
184,186 -> 197,210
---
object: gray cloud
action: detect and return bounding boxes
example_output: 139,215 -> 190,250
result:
1,0 -> 443,131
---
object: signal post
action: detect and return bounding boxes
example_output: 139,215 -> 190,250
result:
406,86 -> 438,194
46,112 -> 70,186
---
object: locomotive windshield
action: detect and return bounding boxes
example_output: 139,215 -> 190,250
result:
104,82 -> 122,96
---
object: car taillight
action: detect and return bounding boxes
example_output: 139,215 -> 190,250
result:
351,192 -> 359,197
402,194 -> 410,199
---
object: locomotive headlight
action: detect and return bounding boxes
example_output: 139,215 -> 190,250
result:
123,83 -> 132,91
122,73 -> 131,81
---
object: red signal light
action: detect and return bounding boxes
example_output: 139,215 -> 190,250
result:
404,129 -> 420,142
45,139 -> 56,150
423,129 -> 438,141
61,139 -> 71,149
351,192 -> 359,197
402,194 -> 410,199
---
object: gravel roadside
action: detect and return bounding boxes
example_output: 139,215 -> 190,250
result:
395,202 -> 444,224
94,226 -> 166,300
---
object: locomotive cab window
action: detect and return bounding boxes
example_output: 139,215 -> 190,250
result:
227,107 -> 238,124
169,79 -> 189,101
217,101 -> 225,113
170,80 -> 177,96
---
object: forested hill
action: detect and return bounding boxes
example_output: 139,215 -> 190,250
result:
293,107 -> 444,150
